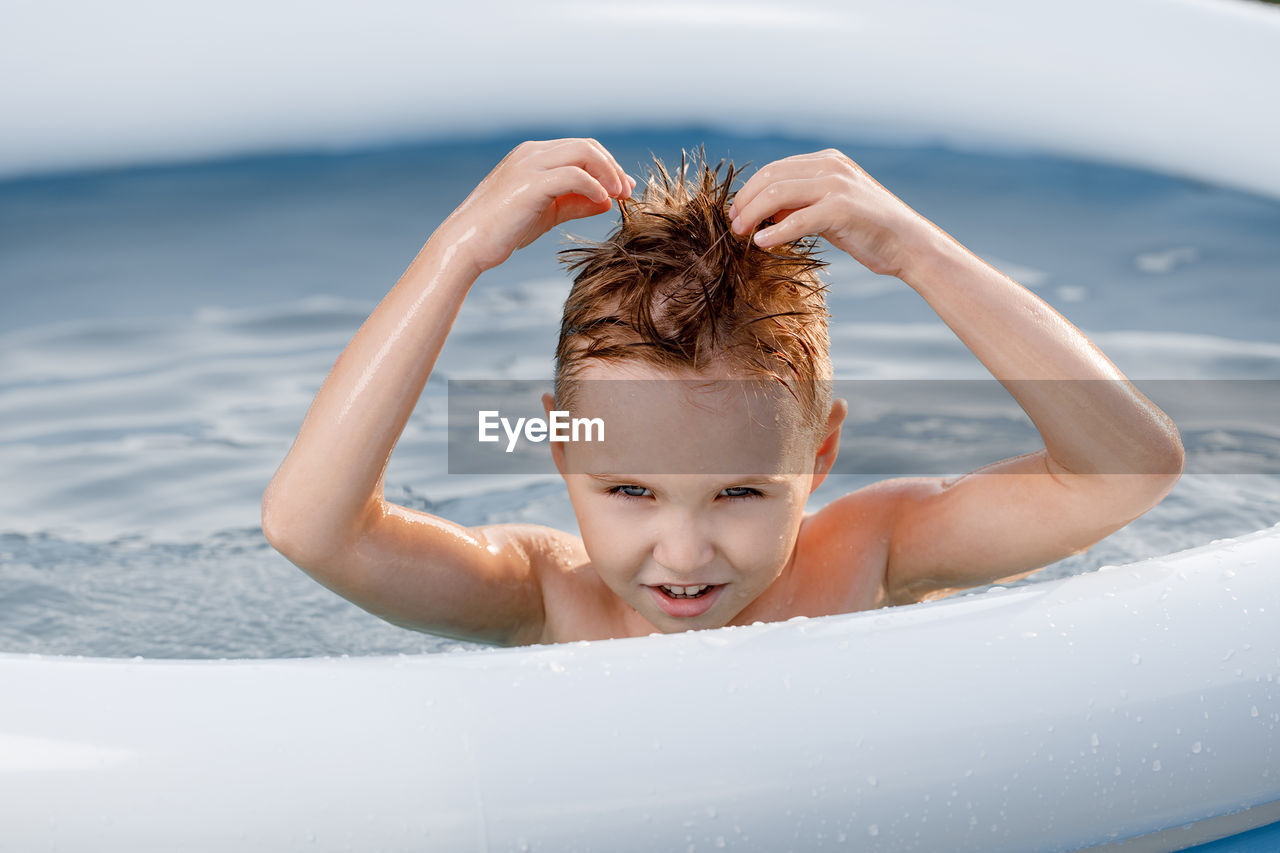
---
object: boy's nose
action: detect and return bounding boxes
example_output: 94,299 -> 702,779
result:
652,521 -> 716,576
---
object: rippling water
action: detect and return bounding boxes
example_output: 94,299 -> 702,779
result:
2,129 -> 1277,658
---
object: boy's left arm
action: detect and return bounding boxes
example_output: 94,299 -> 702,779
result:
730,150 -> 1185,604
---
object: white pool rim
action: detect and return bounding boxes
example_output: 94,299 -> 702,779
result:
1,0 -> 1279,201
2,526 -> 1279,851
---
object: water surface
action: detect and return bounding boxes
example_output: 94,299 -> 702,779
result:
1,129 -> 1277,657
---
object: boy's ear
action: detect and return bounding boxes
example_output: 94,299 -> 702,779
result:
809,398 -> 848,494
542,392 -> 568,475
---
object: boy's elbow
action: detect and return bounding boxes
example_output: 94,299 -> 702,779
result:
1117,408 -> 1185,489
1145,423 -> 1186,497
261,480 -> 377,576
261,482 -> 324,568
1166,431 -> 1186,482
261,486 -> 302,563
1111,428 -> 1185,515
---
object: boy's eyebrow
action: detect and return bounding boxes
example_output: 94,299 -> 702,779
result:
583,473 -> 636,485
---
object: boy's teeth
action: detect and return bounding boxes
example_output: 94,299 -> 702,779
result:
662,584 -> 709,597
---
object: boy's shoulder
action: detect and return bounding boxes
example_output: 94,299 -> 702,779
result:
484,523 -> 631,643
789,481 -> 913,614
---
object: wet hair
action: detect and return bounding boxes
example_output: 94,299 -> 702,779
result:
555,147 -> 833,439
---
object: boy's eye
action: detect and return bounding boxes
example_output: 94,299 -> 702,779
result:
612,485 -> 651,498
606,485 -> 760,500
720,487 -> 759,499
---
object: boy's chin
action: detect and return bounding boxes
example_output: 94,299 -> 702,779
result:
648,615 -> 728,634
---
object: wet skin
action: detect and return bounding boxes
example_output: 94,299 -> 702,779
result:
265,138 -> 1184,648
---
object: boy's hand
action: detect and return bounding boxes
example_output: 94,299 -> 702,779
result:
441,138 -> 634,276
727,149 -> 934,279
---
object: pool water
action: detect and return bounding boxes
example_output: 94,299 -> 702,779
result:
1,128 -> 1277,658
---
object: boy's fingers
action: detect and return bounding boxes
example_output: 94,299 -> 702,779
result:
541,138 -> 627,198
552,192 -> 614,225
543,165 -> 611,205
585,139 -> 631,198
752,204 -> 820,248
731,163 -> 812,221
730,152 -> 844,219
730,177 -> 824,236
573,137 -> 628,196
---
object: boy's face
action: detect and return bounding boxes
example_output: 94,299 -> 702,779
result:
547,361 -> 839,634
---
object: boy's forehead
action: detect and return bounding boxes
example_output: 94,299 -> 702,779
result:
563,362 -> 815,475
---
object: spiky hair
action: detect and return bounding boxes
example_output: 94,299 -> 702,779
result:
555,147 -> 833,435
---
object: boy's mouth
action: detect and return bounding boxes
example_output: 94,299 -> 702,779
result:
648,583 -> 725,619
659,584 -> 714,599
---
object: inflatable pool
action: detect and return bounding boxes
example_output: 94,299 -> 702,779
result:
2,527 -> 1278,850
2,0 -> 1278,850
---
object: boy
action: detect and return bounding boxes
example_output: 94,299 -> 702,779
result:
262,138 -> 1184,647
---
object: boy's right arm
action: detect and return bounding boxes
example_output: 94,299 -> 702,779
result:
261,139 -> 634,647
